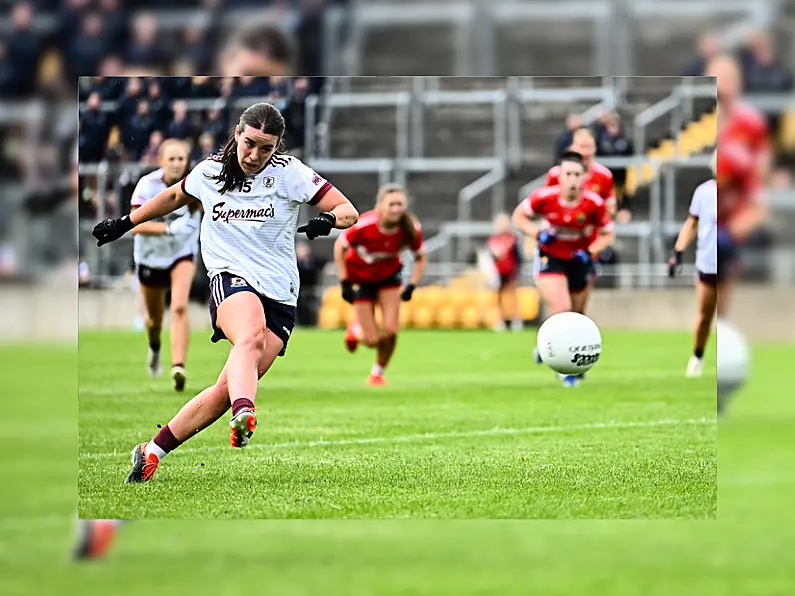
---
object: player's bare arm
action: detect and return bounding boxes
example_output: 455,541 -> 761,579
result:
587,228 -> 614,257
130,205 -> 169,236
674,215 -> 698,252
130,182 -> 197,227
409,251 -> 427,286
334,234 -> 349,280
511,202 -> 539,238
315,188 -> 359,229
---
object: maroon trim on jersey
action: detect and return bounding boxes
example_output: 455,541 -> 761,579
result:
180,176 -> 199,201
309,181 -> 333,206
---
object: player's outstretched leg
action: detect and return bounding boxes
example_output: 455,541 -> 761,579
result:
124,330 -> 284,482
368,288 -> 401,386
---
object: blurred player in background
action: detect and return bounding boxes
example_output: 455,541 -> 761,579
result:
547,128 -> 631,223
487,213 -> 523,332
513,151 -> 614,387
92,102 -> 358,483
668,150 -> 719,377
706,55 -> 771,316
131,139 -> 200,391
336,184 -> 426,386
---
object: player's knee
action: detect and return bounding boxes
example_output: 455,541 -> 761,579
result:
171,303 -> 188,319
363,333 -> 380,347
382,326 -> 398,338
238,326 -> 267,356
145,317 -> 161,332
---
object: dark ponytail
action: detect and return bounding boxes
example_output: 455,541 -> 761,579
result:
206,102 -> 287,195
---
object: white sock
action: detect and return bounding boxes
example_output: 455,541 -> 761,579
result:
371,364 -> 385,376
145,441 -> 166,460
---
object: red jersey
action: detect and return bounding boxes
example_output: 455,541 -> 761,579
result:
522,186 -> 613,260
546,161 -> 616,211
342,210 -> 424,283
487,232 -> 521,276
717,102 -> 769,224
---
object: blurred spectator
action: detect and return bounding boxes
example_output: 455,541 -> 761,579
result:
236,76 -> 272,97
79,92 -> 110,163
3,2 -> 42,97
219,77 -> 237,99
739,30 -> 794,138
190,76 -> 221,99
147,79 -> 171,131
554,113 -> 582,160
682,32 -> 723,77
98,0 -> 129,55
67,12 -> 108,84
123,100 -> 155,160
166,100 -> 195,140
191,132 -> 217,165
178,24 -> 212,72
125,13 -> 162,68
283,77 -> 310,152
595,111 -> 633,223
118,77 -> 146,125
204,103 -> 230,147
296,241 -> 327,326
140,130 -> 165,166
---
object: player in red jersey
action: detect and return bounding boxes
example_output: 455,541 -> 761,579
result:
486,213 -> 523,331
513,151 -> 615,387
335,183 -> 427,386
707,55 -> 771,315
547,127 -> 631,224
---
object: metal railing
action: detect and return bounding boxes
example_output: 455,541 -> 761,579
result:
330,0 -> 777,77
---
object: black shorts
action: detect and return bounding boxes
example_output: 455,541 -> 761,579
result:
137,255 -> 195,288
352,269 -> 403,303
208,272 -> 296,357
533,248 -> 596,293
698,271 -> 718,287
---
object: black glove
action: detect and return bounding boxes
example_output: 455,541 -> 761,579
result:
400,284 -> 416,302
668,250 -> 683,278
298,212 -> 336,240
340,280 -> 356,304
93,215 -> 133,247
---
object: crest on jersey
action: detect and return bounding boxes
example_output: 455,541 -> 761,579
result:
576,212 -> 587,224
591,184 -> 601,193
230,277 -> 247,288
263,176 -> 276,188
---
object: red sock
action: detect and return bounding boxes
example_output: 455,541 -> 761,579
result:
232,398 -> 255,417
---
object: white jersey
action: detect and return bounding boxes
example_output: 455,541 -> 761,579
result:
689,179 -> 718,275
132,168 -> 200,269
182,154 -> 332,306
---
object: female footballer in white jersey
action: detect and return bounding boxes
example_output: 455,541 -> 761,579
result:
668,150 -> 719,378
92,102 -> 358,483
131,139 -> 200,391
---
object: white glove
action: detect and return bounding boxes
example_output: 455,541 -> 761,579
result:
165,214 -> 200,237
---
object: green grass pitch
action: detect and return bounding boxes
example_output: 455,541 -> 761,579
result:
77,329 -> 716,519
3,333 -> 795,594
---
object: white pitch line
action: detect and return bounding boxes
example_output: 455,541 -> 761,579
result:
81,417 -> 715,460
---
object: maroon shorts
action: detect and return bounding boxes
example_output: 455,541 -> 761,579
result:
137,255 -> 195,288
